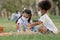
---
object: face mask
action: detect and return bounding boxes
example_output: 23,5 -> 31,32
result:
38,11 -> 42,17
22,16 -> 28,21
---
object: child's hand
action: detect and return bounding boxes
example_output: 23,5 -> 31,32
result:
16,23 -> 19,30
25,24 -> 31,29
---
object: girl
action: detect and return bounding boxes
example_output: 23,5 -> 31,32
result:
16,9 -> 37,32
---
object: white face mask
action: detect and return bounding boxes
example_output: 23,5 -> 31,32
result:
22,16 -> 28,20
38,11 -> 42,17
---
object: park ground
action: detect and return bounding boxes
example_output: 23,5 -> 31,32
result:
0,16 -> 60,40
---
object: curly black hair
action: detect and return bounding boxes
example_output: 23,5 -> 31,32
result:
38,0 -> 51,10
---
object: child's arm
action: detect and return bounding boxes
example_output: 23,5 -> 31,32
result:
26,21 -> 43,28
29,20 -> 42,26
16,23 -> 22,32
16,23 -> 19,30
26,16 -> 45,29
30,21 -> 43,26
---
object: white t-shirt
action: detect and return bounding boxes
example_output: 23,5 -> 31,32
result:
39,14 -> 59,34
17,17 -> 29,32
17,18 -> 22,25
17,17 -> 29,27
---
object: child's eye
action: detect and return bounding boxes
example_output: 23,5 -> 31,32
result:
26,17 -> 28,18
24,16 -> 28,18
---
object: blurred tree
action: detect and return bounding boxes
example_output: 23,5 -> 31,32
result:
52,0 -> 60,15
0,0 -> 38,18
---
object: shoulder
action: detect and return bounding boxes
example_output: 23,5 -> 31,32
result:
40,14 -> 46,19
38,14 -> 47,23
18,18 -> 22,21
17,18 -> 22,23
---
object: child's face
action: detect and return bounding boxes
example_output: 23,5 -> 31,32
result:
38,7 -> 46,15
22,13 -> 30,19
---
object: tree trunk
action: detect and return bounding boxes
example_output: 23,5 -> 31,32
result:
58,1 -> 60,15
50,2 -> 56,15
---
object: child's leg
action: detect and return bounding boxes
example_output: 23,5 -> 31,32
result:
38,26 -> 47,33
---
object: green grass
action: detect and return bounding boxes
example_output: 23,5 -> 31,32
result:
0,34 -> 60,40
0,16 -> 60,40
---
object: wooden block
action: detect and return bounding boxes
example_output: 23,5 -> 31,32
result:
0,27 -> 4,33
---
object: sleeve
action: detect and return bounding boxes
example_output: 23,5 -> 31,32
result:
17,19 -> 21,25
38,16 -> 46,23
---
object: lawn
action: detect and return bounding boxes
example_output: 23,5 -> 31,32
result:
0,16 -> 60,40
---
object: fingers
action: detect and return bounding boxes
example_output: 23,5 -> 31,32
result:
25,24 -> 31,29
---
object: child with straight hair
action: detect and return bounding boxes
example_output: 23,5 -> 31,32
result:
16,9 -> 37,32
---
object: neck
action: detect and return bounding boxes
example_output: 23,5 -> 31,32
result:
42,12 -> 46,16
42,10 -> 47,16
